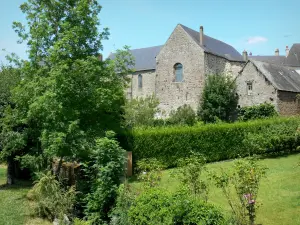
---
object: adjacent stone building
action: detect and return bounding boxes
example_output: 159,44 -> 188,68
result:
109,24 -> 300,116
236,60 -> 300,115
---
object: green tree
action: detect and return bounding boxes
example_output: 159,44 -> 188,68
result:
198,74 -> 238,123
0,0 -> 134,184
0,64 -> 22,185
123,95 -> 159,128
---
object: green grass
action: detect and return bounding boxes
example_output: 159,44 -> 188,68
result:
132,154 -> 300,225
0,167 -> 51,225
1,155 -> 299,225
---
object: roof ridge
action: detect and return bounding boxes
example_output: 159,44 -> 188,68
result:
179,24 -> 236,49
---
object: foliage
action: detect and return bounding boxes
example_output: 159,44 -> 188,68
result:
168,104 -> 196,126
136,158 -> 166,188
244,121 -> 300,156
198,74 -> 238,123
129,117 -> 300,167
0,65 -> 21,117
109,182 -> 135,225
238,103 -> 278,121
84,132 -> 126,224
73,218 -> 92,225
127,188 -> 224,225
128,188 -> 173,225
1,0 -> 134,185
123,95 -> 159,128
175,152 -> 208,201
28,172 -> 76,221
211,157 -> 267,225
170,190 -> 224,225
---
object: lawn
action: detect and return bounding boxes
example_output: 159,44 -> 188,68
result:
0,167 -> 51,225
132,154 -> 300,225
0,155 -> 299,225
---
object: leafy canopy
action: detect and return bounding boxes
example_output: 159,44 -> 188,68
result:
198,74 -> 238,123
0,0 -> 134,171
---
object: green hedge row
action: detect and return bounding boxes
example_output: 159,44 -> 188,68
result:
127,117 -> 300,167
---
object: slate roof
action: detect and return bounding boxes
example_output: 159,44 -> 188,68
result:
249,59 -> 300,92
108,45 -> 163,71
248,56 -> 286,65
179,24 -> 244,62
285,44 -> 300,67
108,24 -> 244,71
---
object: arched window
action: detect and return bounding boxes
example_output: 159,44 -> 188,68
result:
174,63 -> 183,82
138,74 -> 142,88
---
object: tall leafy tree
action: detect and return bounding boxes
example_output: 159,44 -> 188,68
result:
0,0 -> 134,184
0,64 -> 22,185
198,74 -> 238,123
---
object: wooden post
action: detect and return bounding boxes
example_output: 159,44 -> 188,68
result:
126,151 -> 133,177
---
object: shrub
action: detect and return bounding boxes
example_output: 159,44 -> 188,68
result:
74,218 -> 92,225
171,191 -> 224,225
109,182 -> 135,225
28,172 -> 75,221
168,104 -> 196,126
238,103 -> 278,121
198,74 -> 238,123
175,152 -> 208,201
128,188 -> 224,225
211,157 -> 267,225
136,158 -> 166,188
84,132 -> 126,224
129,117 -> 300,167
123,95 -> 160,128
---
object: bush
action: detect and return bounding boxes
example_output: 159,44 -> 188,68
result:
198,74 -> 238,123
211,157 -> 267,225
84,132 -> 126,224
109,182 -> 135,225
238,103 -> 278,121
129,117 -> 300,167
168,104 -> 196,126
175,153 -> 208,201
128,188 -> 224,225
28,172 -> 75,221
123,95 -> 159,128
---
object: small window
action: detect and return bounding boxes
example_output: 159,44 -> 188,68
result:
247,82 -> 253,95
138,74 -> 142,88
174,63 -> 183,82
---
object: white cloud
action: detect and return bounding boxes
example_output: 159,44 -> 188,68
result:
246,36 -> 268,44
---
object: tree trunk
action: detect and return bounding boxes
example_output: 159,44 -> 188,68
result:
7,156 -> 15,185
55,157 -> 63,178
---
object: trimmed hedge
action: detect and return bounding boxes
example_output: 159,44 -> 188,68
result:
128,117 -> 300,167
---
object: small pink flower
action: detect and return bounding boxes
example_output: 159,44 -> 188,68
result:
244,193 -> 255,204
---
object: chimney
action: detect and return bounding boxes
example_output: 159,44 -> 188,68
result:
243,50 -> 248,61
275,48 -> 279,56
285,46 -> 289,57
200,26 -> 204,46
98,54 -> 103,62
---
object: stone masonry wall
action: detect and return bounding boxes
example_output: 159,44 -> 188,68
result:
236,62 -> 278,110
277,91 -> 300,115
204,53 -> 244,78
155,25 -> 205,115
126,70 -> 156,99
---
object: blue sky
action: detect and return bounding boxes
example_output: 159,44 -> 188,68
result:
1,0 -> 299,63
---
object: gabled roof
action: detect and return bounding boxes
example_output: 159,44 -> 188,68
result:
248,59 -> 300,92
108,45 -> 163,71
248,56 -> 286,65
179,24 -> 244,62
108,24 -> 244,71
285,44 -> 300,67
